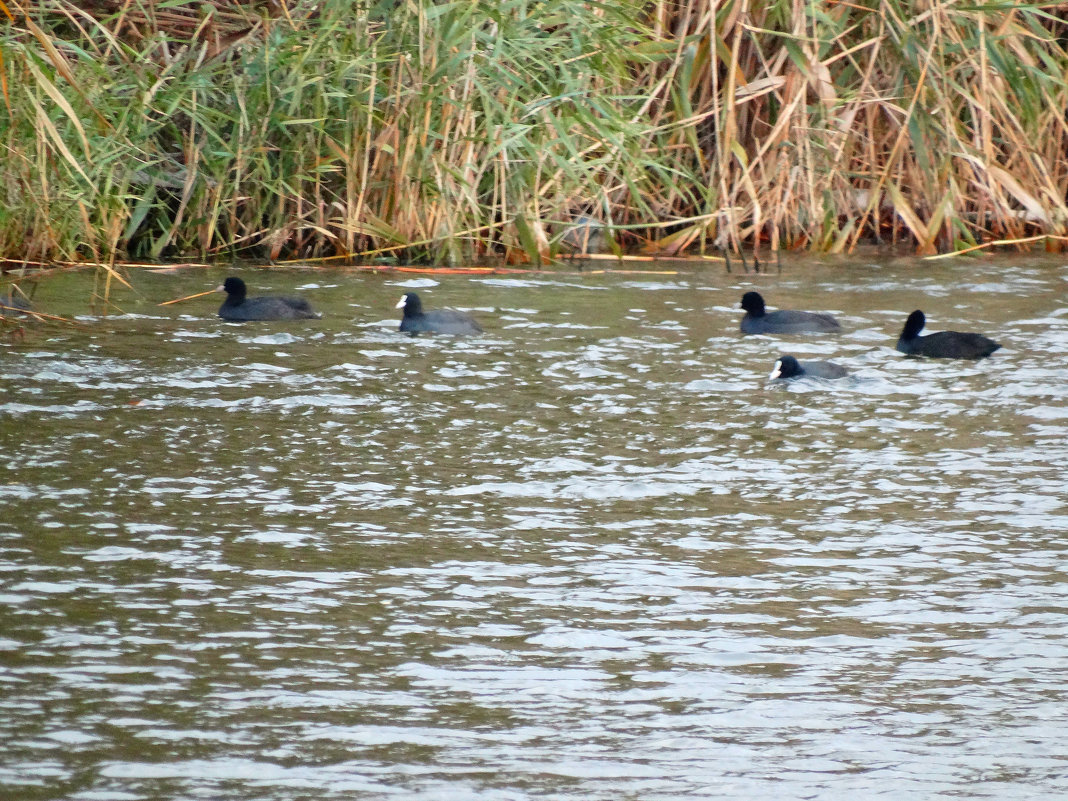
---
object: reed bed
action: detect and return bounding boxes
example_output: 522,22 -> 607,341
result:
2,0 -> 1066,265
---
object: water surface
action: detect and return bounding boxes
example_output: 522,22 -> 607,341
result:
1,256 -> 1067,800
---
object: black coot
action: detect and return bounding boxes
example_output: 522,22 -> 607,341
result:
397,292 -> 483,335
218,277 -> 320,321
769,354 -> 848,380
740,291 -> 842,335
895,310 -> 1000,358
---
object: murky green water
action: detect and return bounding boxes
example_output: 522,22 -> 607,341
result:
2,257 -> 1067,800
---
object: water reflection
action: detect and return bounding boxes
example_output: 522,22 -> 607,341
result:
1,257 -> 1067,800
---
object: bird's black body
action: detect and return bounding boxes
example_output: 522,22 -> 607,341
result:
740,292 -> 841,335
769,354 -> 848,380
397,292 -> 482,335
218,277 -> 320,321
895,310 -> 1000,359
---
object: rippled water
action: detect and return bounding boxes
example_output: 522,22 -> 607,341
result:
2,257 -> 1067,800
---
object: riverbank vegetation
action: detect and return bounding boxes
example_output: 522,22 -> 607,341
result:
2,0 -> 1067,266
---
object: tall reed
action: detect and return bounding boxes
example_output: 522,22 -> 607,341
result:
1,0 -> 1066,263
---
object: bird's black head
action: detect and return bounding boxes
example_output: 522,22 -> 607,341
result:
740,291 -> 766,316
901,309 -> 926,340
396,292 -> 423,316
770,354 -> 803,379
221,277 -> 247,300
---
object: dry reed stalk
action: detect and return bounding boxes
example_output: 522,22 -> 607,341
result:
3,0 -> 1067,263
158,288 -> 217,306
1,305 -> 74,323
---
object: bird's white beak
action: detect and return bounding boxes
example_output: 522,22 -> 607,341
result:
395,296 -> 407,309
769,361 -> 782,379
215,284 -> 225,292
